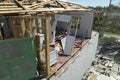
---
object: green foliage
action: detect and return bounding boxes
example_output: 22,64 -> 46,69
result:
71,17 -> 80,28
91,5 -> 120,35
99,37 -> 118,43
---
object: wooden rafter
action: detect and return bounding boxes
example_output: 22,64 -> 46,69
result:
0,1 -> 92,15
14,0 -> 26,10
55,0 -> 66,9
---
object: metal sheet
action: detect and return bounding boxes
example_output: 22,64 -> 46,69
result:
0,38 -> 36,80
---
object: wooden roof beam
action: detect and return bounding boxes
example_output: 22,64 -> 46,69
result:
0,8 -> 91,15
0,8 -> 23,11
14,0 -> 26,10
0,3 -> 14,5
55,1 -> 66,9
0,6 -> 18,8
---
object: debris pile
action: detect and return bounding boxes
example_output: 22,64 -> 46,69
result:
99,37 -> 120,63
83,55 -> 120,80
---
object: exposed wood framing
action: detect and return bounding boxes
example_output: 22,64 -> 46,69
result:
0,31 -> 3,40
0,8 -> 90,15
68,19 -> 72,35
74,18 -> 80,37
14,0 -> 26,10
71,18 -> 80,55
25,18 -> 34,37
0,6 -> 18,8
55,0 -> 66,9
44,14 -> 51,77
29,1 -> 56,10
62,1 -> 85,8
28,1 -> 47,9
30,2 -> 47,10
0,3 -> 14,5
9,17 -> 26,38
0,1 -> 91,15
0,8 -> 23,11
34,35 -> 41,75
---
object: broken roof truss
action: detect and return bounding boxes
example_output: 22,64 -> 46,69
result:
0,0 -> 92,15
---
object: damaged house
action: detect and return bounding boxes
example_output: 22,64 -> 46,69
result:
0,0 -> 99,80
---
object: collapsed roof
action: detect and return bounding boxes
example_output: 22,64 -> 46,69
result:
0,0 -> 92,15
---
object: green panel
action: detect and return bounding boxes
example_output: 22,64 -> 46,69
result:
0,38 -> 36,80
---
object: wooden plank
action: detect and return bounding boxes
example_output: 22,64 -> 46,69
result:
24,18 -> 34,37
14,0 -> 26,10
3,15 -> 43,19
31,2 -> 58,10
29,2 -> 49,10
28,1 -> 55,10
9,17 -> 26,38
64,1 -> 87,9
28,1 -> 47,8
0,8 -> 23,11
28,3 -> 42,8
44,15 -> 51,77
61,1 -> 83,7
0,31 -> 3,40
0,6 -> 18,8
21,3 -> 32,5
31,3 -> 46,10
56,1 -> 66,9
0,3 -> 14,5
0,8 -> 91,14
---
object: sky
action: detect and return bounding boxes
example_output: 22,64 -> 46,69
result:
69,0 -> 120,7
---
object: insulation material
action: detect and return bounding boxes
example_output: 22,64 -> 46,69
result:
0,38 -> 36,80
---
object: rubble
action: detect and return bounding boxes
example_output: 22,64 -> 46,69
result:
83,55 -> 120,80
99,37 -> 120,64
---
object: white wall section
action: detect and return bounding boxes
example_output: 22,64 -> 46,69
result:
57,32 -> 99,80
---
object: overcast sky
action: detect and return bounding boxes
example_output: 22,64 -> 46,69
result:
69,0 -> 120,7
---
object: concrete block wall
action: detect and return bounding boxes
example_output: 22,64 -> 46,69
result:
57,32 -> 99,80
77,12 -> 94,38
55,12 -> 94,39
